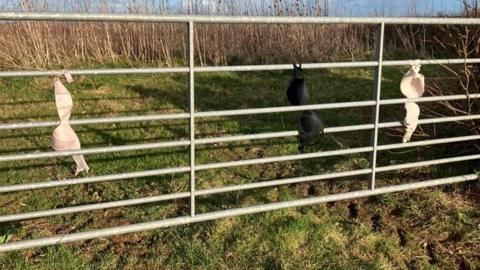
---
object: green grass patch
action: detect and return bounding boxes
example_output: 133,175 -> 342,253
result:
0,67 -> 479,269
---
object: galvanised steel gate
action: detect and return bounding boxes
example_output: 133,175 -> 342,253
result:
0,13 -> 480,252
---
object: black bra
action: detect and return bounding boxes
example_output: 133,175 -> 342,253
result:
286,63 -> 309,106
286,64 -> 325,153
298,110 -> 325,153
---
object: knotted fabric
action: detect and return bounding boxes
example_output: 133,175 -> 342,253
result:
287,64 -> 309,106
51,72 -> 89,175
400,60 -> 425,143
402,102 -> 420,143
400,60 -> 425,98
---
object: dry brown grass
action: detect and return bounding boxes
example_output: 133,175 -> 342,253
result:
0,21 -> 375,69
0,0 -> 376,69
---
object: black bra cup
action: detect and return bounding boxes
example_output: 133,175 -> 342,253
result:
287,65 -> 309,105
298,110 -> 325,149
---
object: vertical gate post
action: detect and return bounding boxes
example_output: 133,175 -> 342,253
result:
188,21 -> 196,216
368,23 -> 385,190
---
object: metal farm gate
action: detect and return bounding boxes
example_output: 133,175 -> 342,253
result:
0,13 -> 480,251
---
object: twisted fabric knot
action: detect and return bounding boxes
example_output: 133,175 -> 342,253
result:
400,60 -> 425,143
51,72 -> 89,175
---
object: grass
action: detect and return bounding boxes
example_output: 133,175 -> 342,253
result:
0,66 -> 479,269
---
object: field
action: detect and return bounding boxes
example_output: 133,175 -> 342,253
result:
0,66 -> 479,269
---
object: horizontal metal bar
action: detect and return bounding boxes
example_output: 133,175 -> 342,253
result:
0,143 -> 480,222
0,67 -> 189,78
377,135 -> 480,151
0,169 -> 371,223
3,131 -> 478,194
197,93 -> 480,119
0,63 -> 375,78
195,124 -> 374,145
189,58 -> 459,70
379,114 -> 480,128
0,151 -> 471,223
195,147 -> 374,171
382,58 -> 480,66
0,115 -> 475,164
1,94 -> 478,131
218,114 -> 480,144
2,59 -> 480,78
195,131 -> 299,145
2,112 -> 479,162
0,113 -> 190,130
2,12 -> 480,25
195,101 -> 376,118
0,192 -> 190,223
0,141 -> 190,162
0,173 -> 476,252
1,114 -> 477,157
2,131 -> 477,194
194,62 -> 380,72
0,147 -> 370,194
376,153 -> 480,172
196,169 -> 372,196
0,166 -> 190,194
0,142 -> 370,194
379,94 -> 480,105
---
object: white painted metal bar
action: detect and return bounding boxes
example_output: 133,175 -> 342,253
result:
376,154 -> 480,172
382,58 -> 480,66
2,59 -> 480,78
379,114 -> 480,128
1,94 -> 479,131
379,94 -> 480,105
188,20 -> 196,217
194,101 -> 376,118
0,192 -> 191,223
194,62 -> 380,72
0,141 -> 190,162
368,23 -> 385,190
0,113 -> 190,130
2,12 -> 480,25
194,147 -> 373,171
0,167 -> 190,194
377,135 -> 480,151
0,67 -> 189,77
196,169 -> 373,196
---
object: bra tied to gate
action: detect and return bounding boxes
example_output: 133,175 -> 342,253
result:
51,72 -> 89,175
400,60 -> 425,143
287,63 -> 309,106
400,61 -> 425,98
